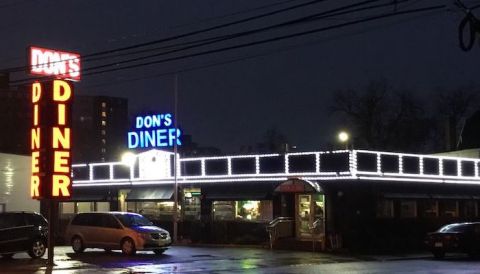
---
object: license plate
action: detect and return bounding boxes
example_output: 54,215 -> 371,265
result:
434,242 -> 443,247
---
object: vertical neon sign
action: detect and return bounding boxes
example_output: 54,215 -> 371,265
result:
30,80 -> 73,199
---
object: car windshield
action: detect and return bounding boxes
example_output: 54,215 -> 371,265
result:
438,224 -> 470,233
115,214 -> 153,227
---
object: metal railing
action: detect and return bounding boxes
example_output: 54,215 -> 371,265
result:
309,218 -> 324,251
266,217 -> 294,250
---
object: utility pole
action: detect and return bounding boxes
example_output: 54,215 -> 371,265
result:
173,74 -> 179,243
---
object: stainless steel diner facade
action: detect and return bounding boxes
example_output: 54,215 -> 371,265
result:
63,149 -> 480,251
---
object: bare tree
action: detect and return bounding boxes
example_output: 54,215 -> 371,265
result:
331,80 -> 431,152
432,86 -> 479,151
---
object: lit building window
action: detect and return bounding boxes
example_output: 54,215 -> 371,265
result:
101,102 -> 106,108
101,130 -> 106,135
101,111 -> 107,117
101,120 -> 106,126
77,202 -> 94,213
212,200 -> 272,221
101,148 -> 106,153
102,139 -> 106,144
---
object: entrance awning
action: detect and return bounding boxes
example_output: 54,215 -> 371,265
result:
71,189 -> 111,201
274,179 -> 321,193
126,186 -> 174,201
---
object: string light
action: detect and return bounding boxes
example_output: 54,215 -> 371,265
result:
72,149 -> 480,188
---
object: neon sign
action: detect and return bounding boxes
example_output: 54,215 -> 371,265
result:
127,113 -> 182,149
29,46 -> 81,81
31,80 -> 73,199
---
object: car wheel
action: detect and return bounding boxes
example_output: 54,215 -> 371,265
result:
153,249 -> 166,255
121,238 -> 136,256
71,236 -> 85,253
28,239 -> 46,259
1,253 -> 14,259
433,250 -> 445,259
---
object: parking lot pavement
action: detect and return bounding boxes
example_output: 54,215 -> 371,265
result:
0,245 -> 432,273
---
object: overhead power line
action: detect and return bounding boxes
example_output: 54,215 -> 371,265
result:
10,3 -> 446,86
81,0 -> 394,72
81,5 -> 446,76
1,0 -> 329,74
9,0 -> 414,84
81,8 -> 444,91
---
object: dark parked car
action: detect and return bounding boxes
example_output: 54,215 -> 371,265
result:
0,212 -> 48,259
425,222 -> 480,259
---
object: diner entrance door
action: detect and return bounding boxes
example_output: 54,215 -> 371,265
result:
296,194 -> 325,241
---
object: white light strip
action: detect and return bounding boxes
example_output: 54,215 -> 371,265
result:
356,171 -> 478,180
109,164 -> 113,180
227,158 -> 232,176
399,155 -> 403,174
89,164 -> 93,181
201,159 -> 206,177
285,155 -> 289,174
419,156 -> 424,175
72,149 -> 480,187
458,160 -> 462,177
377,153 -> 381,174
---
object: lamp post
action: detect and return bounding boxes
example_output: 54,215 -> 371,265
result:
338,131 -> 349,150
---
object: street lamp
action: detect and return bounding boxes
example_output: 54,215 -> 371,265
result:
121,152 -> 136,167
338,131 -> 349,149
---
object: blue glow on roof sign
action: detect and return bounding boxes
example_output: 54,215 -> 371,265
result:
127,113 -> 182,149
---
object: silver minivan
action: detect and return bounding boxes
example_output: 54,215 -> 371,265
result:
65,212 -> 171,255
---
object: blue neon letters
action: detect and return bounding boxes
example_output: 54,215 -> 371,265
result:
128,113 -> 182,149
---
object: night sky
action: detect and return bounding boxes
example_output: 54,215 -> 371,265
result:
1,0 -> 479,153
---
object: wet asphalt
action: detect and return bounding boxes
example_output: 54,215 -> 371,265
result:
1,245 -> 474,273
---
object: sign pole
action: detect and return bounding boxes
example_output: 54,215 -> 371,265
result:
28,46 -> 80,268
47,199 -> 55,266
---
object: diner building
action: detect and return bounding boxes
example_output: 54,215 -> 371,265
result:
60,149 -> 480,250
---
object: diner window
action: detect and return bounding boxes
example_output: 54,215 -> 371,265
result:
0,203 -> 5,213
77,202 -> 94,213
61,202 -> 75,214
213,201 -> 235,221
183,193 -> 201,221
212,200 -> 272,221
463,200 -> 477,218
127,201 -> 176,221
400,200 -> 417,218
96,202 -> 110,212
420,200 -> 438,217
439,200 -> 458,217
376,199 -> 394,218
